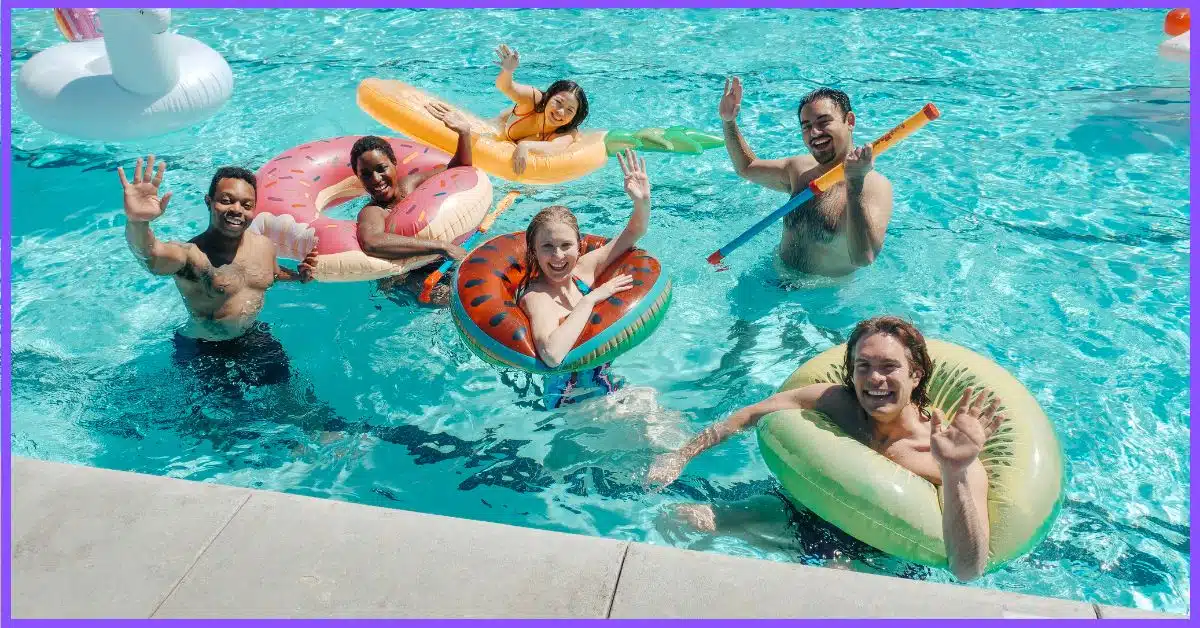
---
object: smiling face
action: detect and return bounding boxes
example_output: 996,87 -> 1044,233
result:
800,97 -> 855,165
205,178 -> 255,238
354,149 -> 399,206
532,221 -> 581,285
544,90 -> 580,129
849,332 -> 924,419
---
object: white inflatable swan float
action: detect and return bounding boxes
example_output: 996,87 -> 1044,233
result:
16,8 -> 233,141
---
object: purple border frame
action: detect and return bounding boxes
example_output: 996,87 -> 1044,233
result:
0,0 -> 1185,6
2,0 -> 1193,621
1,1 -> 1189,6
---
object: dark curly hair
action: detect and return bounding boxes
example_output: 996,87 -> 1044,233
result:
206,166 -> 256,201
349,135 -> 396,171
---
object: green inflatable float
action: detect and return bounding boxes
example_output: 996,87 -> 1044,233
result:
756,339 -> 1064,571
603,126 -> 725,156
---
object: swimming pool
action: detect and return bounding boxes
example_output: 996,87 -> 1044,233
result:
7,7 -> 1189,614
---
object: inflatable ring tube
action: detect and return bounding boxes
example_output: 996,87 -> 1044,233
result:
358,78 -> 609,185
17,9 -> 233,141
451,233 -> 671,373
250,136 -> 493,283
756,339 -> 1064,570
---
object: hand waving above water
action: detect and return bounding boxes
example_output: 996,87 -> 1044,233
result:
118,155 -> 173,223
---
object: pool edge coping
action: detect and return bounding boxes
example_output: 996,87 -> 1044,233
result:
8,455 -> 1189,619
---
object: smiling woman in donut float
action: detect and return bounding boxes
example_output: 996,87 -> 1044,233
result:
251,104 -> 493,304
452,149 -> 672,409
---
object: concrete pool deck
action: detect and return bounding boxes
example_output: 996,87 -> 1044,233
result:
9,456 -> 1186,619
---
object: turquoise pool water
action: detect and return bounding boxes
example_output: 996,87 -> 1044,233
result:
7,8 -> 1189,613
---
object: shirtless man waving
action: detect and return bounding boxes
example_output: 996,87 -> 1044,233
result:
720,77 -> 894,277
120,155 -> 316,388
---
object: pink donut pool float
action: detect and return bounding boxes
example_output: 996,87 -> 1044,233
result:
250,135 -> 493,282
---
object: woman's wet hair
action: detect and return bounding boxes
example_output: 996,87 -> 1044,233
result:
841,315 -> 934,412
519,205 -> 580,296
537,80 -> 589,134
349,135 -> 396,171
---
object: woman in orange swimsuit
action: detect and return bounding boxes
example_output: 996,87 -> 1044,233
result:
493,44 -> 590,176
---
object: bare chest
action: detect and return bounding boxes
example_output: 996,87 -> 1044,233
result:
783,184 -> 847,241
176,244 -> 275,300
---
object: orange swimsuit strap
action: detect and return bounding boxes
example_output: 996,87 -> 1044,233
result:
504,104 -> 550,143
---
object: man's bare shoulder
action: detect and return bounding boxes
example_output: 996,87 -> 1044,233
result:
860,170 -> 894,207
244,229 -> 275,249
169,240 -> 206,279
786,381 -> 856,409
792,382 -> 868,430
786,154 -> 819,174
865,168 -> 892,186
176,237 -> 206,261
784,155 -> 821,191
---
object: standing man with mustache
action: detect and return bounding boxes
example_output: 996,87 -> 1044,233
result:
120,156 -> 317,390
719,78 -> 895,277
